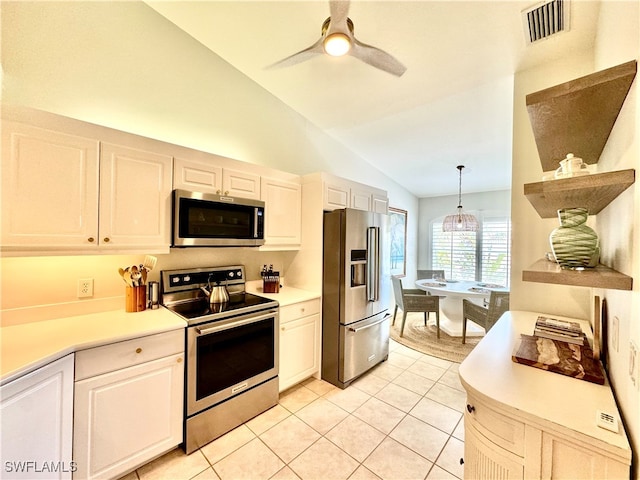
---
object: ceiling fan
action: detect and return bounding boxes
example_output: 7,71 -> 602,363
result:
268,0 -> 406,77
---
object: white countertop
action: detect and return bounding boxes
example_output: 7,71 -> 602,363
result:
1,307 -> 186,385
459,310 -> 631,460
245,281 -> 320,306
1,283 -> 319,386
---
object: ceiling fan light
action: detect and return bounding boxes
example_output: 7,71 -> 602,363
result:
324,32 -> 351,56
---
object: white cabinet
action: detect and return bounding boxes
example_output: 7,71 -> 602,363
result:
459,312 -> 631,480
260,176 -> 301,249
99,143 -> 172,250
1,121 -> 172,254
324,179 -> 351,210
350,187 -> 372,211
372,192 -> 389,214
73,330 -> 184,480
279,299 -> 321,392
311,173 -> 389,213
173,157 -> 260,199
0,354 -> 74,480
224,168 -> 261,199
1,121 -> 100,250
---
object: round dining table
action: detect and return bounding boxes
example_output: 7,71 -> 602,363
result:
415,279 -> 509,337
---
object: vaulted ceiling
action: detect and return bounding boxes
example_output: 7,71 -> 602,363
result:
146,1 -> 601,197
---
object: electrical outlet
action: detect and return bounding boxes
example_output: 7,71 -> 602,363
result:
612,316 -> 620,353
77,278 -> 94,298
630,340 -> 638,389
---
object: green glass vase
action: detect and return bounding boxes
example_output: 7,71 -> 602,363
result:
549,208 -> 599,269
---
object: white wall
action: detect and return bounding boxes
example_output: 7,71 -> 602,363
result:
592,2 -> 640,477
0,1 -> 418,318
511,2 -> 639,475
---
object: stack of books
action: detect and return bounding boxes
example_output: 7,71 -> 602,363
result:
534,316 -> 585,345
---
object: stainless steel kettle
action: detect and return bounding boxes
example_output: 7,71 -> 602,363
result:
201,275 -> 229,304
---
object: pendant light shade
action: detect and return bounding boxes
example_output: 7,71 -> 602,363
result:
442,165 -> 479,232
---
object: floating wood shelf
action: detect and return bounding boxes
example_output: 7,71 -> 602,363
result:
527,60 -> 637,172
522,259 -> 633,291
524,169 -> 635,218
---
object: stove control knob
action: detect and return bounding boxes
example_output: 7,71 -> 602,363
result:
236,270 -> 243,278
184,275 -> 191,283
172,277 -> 180,284
228,271 -> 235,278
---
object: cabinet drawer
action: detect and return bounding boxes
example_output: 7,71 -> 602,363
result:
75,329 -> 184,381
465,395 -> 525,456
279,299 -> 320,324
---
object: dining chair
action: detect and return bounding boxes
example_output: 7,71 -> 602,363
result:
417,269 -> 445,280
391,275 -> 440,338
461,291 -> 510,344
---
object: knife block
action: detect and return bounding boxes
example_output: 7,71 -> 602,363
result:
262,272 -> 280,294
125,285 -> 147,312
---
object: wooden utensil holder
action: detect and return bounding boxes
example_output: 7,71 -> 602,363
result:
125,285 -> 147,312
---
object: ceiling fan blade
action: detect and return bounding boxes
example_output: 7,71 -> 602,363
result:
350,37 -> 407,77
266,37 -> 324,69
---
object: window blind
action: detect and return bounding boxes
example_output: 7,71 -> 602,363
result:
431,216 -> 511,285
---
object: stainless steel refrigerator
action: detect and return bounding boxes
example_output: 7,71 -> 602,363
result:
322,208 -> 391,389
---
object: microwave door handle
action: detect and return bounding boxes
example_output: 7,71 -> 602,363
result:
254,208 -> 258,238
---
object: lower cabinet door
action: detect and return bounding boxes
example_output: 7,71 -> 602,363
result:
279,314 -> 320,392
0,354 -> 74,480
464,421 -> 524,480
73,354 -> 184,480
540,432 -> 630,480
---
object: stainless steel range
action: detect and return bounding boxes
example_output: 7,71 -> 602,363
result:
161,265 -> 279,454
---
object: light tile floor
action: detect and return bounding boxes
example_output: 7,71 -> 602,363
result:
121,339 -> 465,480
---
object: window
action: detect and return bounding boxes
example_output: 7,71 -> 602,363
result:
431,215 -> 511,285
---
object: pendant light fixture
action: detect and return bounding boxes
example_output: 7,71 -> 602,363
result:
442,165 -> 479,232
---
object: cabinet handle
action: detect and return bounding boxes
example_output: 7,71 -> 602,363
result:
460,458 -> 464,465
281,326 -> 286,331
87,237 -> 95,243
224,190 -> 229,195
466,404 -> 475,414
216,189 -> 221,194
177,357 -> 182,363
103,237 -> 110,243
135,348 -> 142,354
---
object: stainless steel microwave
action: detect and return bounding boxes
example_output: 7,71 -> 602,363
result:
172,189 -> 265,247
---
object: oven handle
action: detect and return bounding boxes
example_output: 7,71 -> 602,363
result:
195,309 -> 278,336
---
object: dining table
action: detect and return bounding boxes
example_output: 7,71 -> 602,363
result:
414,279 -> 509,337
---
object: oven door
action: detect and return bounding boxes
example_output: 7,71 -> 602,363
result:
186,308 -> 279,416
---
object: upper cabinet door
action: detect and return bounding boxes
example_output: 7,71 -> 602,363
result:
222,168 -> 261,200
261,177 -> 301,248
1,121 -> 100,250
372,193 -> 389,214
99,143 -> 172,250
350,187 -> 372,211
173,157 -> 222,194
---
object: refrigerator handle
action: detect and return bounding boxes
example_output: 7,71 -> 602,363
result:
366,226 -> 380,301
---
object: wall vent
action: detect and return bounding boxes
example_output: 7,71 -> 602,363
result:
522,0 -> 570,44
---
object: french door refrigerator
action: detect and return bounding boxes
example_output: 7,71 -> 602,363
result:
322,208 -> 391,389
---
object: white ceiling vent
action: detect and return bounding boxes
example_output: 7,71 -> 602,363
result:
522,0 -> 570,44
